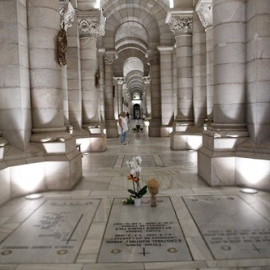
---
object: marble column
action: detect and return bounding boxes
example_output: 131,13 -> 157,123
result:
198,0 -> 249,188
114,77 -> 124,118
235,0 -> 270,190
167,11 -> 203,150
167,11 -> 194,131
66,0 -> 82,131
98,48 -> 106,125
78,10 -> 105,131
59,1 -> 76,130
212,0 -> 246,128
28,0 -> 82,190
196,0 -> 214,124
157,46 -> 174,137
148,50 -> 161,137
246,0 -> 270,145
143,76 -> 151,118
192,11 -> 207,128
104,50 -> 118,137
0,0 -> 31,150
28,0 -> 69,139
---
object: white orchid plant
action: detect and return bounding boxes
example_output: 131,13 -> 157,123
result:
123,156 -> 148,204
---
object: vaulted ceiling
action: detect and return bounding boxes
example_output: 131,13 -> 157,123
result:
77,0 -> 194,100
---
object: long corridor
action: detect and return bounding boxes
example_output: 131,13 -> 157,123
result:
0,121 -> 269,269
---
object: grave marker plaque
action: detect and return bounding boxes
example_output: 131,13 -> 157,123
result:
98,197 -> 192,262
183,195 -> 270,259
0,199 -> 100,263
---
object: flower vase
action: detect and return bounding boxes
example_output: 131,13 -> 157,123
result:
134,198 -> 141,207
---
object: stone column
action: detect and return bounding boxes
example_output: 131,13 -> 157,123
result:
98,48 -> 105,125
143,76 -> 151,118
28,0 -> 81,190
198,0 -> 248,187
212,0 -> 246,128
148,50 -> 161,137
28,0 -> 68,140
246,0 -> 270,145
59,1 -> 75,130
167,11 -> 194,131
167,11 -> 203,150
66,0 -> 82,131
235,0 -> 270,190
192,10 -> 207,128
196,0 -> 214,124
104,50 -> 118,137
78,10 -> 105,131
114,77 -> 124,118
157,46 -> 174,137
0,0 -> 31,150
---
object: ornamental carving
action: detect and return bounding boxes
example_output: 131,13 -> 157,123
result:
57,28 -> 67,66
104,53 -> 116,65
196,0 -> 213,29
78,11 -> 106,38
59,1 -> 75,31
168,16 -> 193,34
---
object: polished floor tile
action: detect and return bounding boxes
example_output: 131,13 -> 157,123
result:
0,121 -> 269,269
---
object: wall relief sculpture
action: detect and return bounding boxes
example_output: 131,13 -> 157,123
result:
57,28 -> 67,66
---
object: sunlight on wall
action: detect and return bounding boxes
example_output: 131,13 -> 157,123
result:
236,158 -> 270,185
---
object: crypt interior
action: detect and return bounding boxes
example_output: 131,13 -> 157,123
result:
0,0 -> 270,269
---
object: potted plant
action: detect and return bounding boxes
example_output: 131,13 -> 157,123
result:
122,156 -> 148,206
128,185 -> 148,206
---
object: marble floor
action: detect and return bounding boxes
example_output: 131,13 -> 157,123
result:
0,121 -> 270,270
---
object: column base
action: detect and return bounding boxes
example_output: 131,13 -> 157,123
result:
170,132 -> 203,150
160,125 -> 173,137
170,122 -> 203,150
1,137 -> 82,199
105,120 -> 118,138
76,133 -> 107,153
198,125 -> 270,191
149,119 -> 161,137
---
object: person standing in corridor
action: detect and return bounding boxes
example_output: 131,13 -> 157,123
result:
118,112 -> 128,145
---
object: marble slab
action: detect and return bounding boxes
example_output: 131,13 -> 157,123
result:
183,195 -> 270,259
98,197 -> 192,263
0,199 -> 100,263
122,155 -> 157,167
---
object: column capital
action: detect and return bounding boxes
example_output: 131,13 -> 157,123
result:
157,46 -> 174,53
166,10 -> 193,35
77,9 -> 106,38
59,1 -> 75,31
114,77 -> 125,85
104,50 -> 117,65
143,76 -> 151,85
195,0 -> 213,30
148,49 -> 160,65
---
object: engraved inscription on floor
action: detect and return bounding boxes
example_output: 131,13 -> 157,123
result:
98,197 -> 192,262
0,199 -> 100,263
183,195 -> 270,259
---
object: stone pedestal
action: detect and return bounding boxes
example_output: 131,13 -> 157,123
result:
198,124 -> 249,186
76,133 -> 106,153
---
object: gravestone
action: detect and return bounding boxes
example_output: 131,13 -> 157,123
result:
0,199 -> 100,263
98,197 -> 192,262
183,195 -> 270,259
